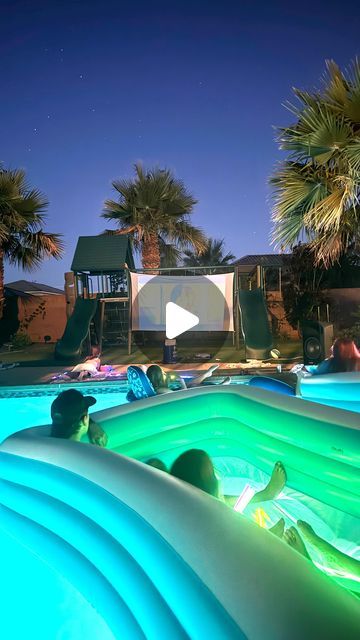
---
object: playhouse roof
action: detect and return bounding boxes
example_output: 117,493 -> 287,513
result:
71,235 -> 135,273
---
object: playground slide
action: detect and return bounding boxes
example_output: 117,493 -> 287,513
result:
55,298 -> 98,361
238,288 -> 273,359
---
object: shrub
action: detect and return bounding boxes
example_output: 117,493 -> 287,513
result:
11,331 -> 32,349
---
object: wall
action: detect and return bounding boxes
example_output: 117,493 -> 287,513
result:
18,294 -> 67,343
266,288 -> 360,338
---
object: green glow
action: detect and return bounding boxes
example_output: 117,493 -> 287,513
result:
314,563 -> 360,584
97,385 -> 360,592
99,387 -> 360,517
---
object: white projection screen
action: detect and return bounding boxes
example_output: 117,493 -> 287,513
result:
130,273 -> 234,332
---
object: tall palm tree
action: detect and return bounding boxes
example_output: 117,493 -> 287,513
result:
182,237 -> 235,268
271,58 -> 360,266
0,168 -> 63,318
103,163 -> 206,269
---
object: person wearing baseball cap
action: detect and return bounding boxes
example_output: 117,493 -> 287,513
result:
51,389 -> 107,446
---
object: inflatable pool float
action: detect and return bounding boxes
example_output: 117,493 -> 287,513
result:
297,372 -> 360,412
249,371 -> 360,413
0,386 -> 359,638
127,365 -> 156,401
249,375 -> 295,395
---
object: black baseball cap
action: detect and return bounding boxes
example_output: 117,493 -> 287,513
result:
51,389 -> 96,425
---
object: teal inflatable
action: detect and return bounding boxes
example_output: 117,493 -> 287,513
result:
249,375 -> 295,395
297,372 -> 360,412
0,386 -> 359,638
249,372 -> 360,413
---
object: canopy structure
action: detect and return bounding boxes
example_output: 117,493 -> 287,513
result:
71,235 -> 134,273
63,235 -> 135,355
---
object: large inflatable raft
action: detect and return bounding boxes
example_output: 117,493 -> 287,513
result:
297,371 -> 360,412
250,371 -> 360,413
0,385 -> 359,639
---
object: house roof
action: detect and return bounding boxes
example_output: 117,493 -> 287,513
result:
71,235 -> 135,272
233,254 -> 287,268
5,280 -> 64,296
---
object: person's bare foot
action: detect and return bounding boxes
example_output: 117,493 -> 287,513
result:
297,520 -> 338,560
284,526 -> 311,559
297,520 -> 320,544
203,364 -> 220,379
297,520 -> 337,562
269,517 -> 285,538
262,461 -> 287,500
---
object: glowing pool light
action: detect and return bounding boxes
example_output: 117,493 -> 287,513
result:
233,483 -> 255,512
253,507 -> 271,528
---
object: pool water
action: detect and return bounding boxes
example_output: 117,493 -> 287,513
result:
0,376 -> 251,440
0,381 -> 129,440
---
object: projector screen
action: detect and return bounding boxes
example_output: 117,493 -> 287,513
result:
130,272 -> 234,331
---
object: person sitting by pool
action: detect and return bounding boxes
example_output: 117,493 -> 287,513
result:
170,449 -> 287,536
312,337 -> 360,375
146,364 -> 230,394
284,520 -> 360,582
51,389 -> 108,446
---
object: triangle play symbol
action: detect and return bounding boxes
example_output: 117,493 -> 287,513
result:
166,302 -> 199,339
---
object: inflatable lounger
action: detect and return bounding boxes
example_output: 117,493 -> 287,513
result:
127,365 -> 156,402
0,420 -> 359,639
250,372 -> 360,413
297,371 -> 360,412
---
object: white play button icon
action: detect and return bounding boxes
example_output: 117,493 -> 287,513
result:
166,302 -> 199,339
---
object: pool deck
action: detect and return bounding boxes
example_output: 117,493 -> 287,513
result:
0,361 -> 297,388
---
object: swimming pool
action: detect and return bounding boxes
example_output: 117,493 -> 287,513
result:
0,374 -> 252,440
2,368 -> 359,446
0,381 -> 129,441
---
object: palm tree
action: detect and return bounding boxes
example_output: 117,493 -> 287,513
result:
271,58 -> 360,266
102,163 -> 206,269
0,168 -> 63,318
182,237 -> 235,269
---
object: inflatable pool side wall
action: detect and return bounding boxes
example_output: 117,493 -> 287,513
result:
298,372 -> 360,412
0,434 -> 359,639
91,386 -> 360,519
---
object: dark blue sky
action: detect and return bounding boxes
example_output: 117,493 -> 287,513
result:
2,0 -> 359,287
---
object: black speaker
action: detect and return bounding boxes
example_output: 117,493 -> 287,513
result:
301,321 -> 334,365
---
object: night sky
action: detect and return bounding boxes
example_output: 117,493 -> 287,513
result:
2,0 -> 359,287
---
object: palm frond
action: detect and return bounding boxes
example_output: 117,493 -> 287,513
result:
0,167 -> 63,274
166,220 -> 207,253
102,164 -> 201,267
182,237 -> 235,267
158,238 -> 182,268
5,231 -> 63,269
271,58 -> 360,264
